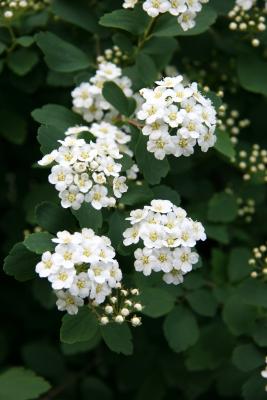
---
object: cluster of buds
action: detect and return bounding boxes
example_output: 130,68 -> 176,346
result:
181,55 -> 238,96
217,103 -> 250,145
23,225 -> 42,239
237,197 -> 255,223
235,144 -> 267,182
1,0 -> 50,19
228,4 -> 267,47
98,285 -> 143,327
249,243 -> 267,278
97,45 -> 129,66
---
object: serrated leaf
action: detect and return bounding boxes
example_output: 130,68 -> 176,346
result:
101,323 -> 133,355
0,368 -> 51,400
139,287 -> 175,318
60,307 -> 99,344
186,289 -> 218,317
3,243 -> 39,282
36,31 -> 90,72
16,36 -> 35,47
51,0 -> 99,33
214,130 -> 236,159
208,192 -> 238,223
32,104 -> 83,131
232,344 -> 263,372
102,81 -> 135,116
36,201 -> 77,233
163,305 -> 199,352
72,203 -> 102,232
99,6 -> 150,35
7,48 -> 38,76
135,134 -> 169,184
24,232 -> 54,254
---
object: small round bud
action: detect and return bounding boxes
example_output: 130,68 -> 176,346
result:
258,23 -> 266,31
251,38 -> 260,47
125,299 -> 132,307
115,315 -> 124,324
260,245 -> 267,252
121,308 -> 130,317
4,10 -> 13,18
134,303 -> 143,311
131,316 -> 141,327
251,271 -> 258,278
110,296 -> 117,304
229,22 -> 237,30
131,288 -> 139,295
120,289 -> 128,296
100,316 -> 109,325
249,258 -> 256,265
105,305 -> 113,314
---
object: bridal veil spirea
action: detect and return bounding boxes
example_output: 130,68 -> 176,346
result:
123,199 -> 206,284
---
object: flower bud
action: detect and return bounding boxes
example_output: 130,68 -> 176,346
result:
115,315 -> 124,324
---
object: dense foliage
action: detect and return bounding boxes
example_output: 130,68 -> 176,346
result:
1,0 -> 267,399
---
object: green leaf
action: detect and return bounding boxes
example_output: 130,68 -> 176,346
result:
223,295 -> 256,335
238,54 -> 267,96
0,367 -> 50,400
16,36 -> 35,47
152,5 -> 217,37
51,0 -> 99,33
214,130 -> 236,159
205,224 -> 229,244
102,81 -> 135,117
61,330 -> 101,355
32,279 -> 56,309
252,321 -> 267,347
3,243 -> 39,282
228,247 -> 251,282
135,134 -> 169,185
101,323 -> 133,355
135,53 -> 158,86
72,203 -> 102,232
186,289 -> 218,317
208,192 -> 238,223
108,210 -> 128,249
120,182 -> 153,206
36,201 -> 77,233
186,322 -> 234,371
32,104 -> 82,131
232,344 -> 263,372
163,305 -> 199,352
242,373 -> 267,400
152,185 -> 180,206
37,125 -> 65,154
60,307 -> 99,344
237,279 -> 267,308
99,6 -> 150,35
24,232 -> 55,254
7,48 -> 38,76
0,42 -> 6,54
0,109 -> 27,145
139,288 -> 175,318
36,31 -> 90,72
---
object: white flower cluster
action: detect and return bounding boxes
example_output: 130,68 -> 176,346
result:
71,61 -> 133,123
122,0 -> 209,31
235,0 -> 255,10
137,76 -> 217,160
122,199 -> 206,284
35,229 -> 122,315
38,125 -> 130,210
1,0 -> 50,18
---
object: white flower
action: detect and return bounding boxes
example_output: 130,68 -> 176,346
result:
143,0 -> 170,17
98,62 -> 121,80
55,243 -> 82,269
52,230 -> 81,245
137,102 -> 165,124
89,282 -> 112,304
123,0 -> 139,8
74,173 -> 93,193
65,126 -> 90,136
123,226 -> 140,246
113,176 -> 128,198
59,185 -> 84,210
198,129 -> 217,152
85,185 -> 109,210
148,199 -> 173,213
156,76 -> 183,87
173,247 -> 199,272
38,150 -> 58,166
48,266 -> 76,290
48,165 -> 73,192
142,120 -> 169,139
35,251 -> 60,278
178,11 -> 196,31
163,268 -> 184,284
134,248 -> 157,276
192,221 -> 206,241
147,131 -> 174,160
172,133 -> 196,157
71,83 -> 93,109
55,290 -> 84,315
140,224 -> 165,248
152,248 -> 173,272
168,0 -> 187,15
126,208 -> 149,224
179,219 -> 196,247
164,105 -> 184,127
236,0 -> 255,10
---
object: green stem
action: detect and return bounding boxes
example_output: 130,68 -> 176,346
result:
6,23 -> 17,53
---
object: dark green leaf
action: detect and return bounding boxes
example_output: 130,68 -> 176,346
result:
232,344 -> 263,372
60,307 -> 99,344
214,130 -> 236,159
72,203 -> 102,232
7,48 -> 38,76
208,192 -> 238,223
24,232 -> 54,254
101,323 -> 133,355
139,287 -> 175,318
102,81 -> 135,116
3,243 -> 39,282
36,201 -> 77,233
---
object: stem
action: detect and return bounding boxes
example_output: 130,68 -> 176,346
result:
6,24 -> 17,53
136,16 -> 158,52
